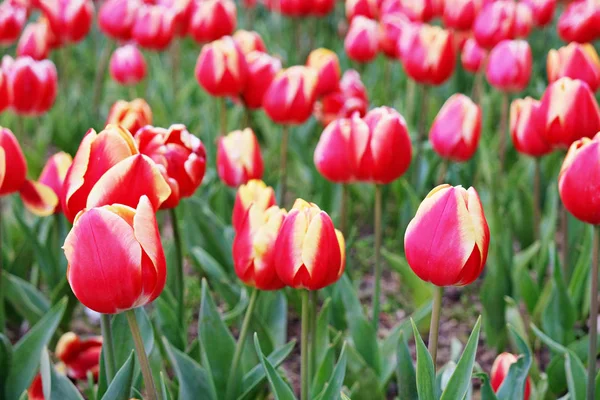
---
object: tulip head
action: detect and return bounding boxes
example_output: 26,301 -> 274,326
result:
195,35 -> 248,97
189,0 -> 237,43
17,19 -> 51,60
28,374 -> 44,400
510,97 -> 551,157
241,51 -> 282,109
106,98 -> 153,135
514,3 -> 533,38
378,12 -> 410,58
486,40 -> 532,92
306,48 -> 341,96
312,0 -> 336,16
345,0 -> 378,21
461,37 -> 487,73
132,4 -> 176,50
0,127 -> 27,196
558,0 -> 600,44
98,0 -> 140,41
522,0 -> 555,27
547,42 -> 600,92
398,0 -> 435,22
55,332 -> 102,381
217,128 -> 264,188
263,66 -> 318,125
35,0 -> 94,44
3,56 -> 58,115
344,16 -> 380,63
0,1 -> 26,45
473,1 -> 517,49
315,69 -> 369,126
232,179 -> 276,232
109,44 -> 147,86
233,29 -> 266,55
490,353 -> 531,399
442,0 -> 482,31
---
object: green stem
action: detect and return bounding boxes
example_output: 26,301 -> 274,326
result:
301,290 -> 310,400
243,106 -> 251,129
170,38 -> 180,99
533,159 -> 541,242
499,92 -> 509,171
413,85 -> 430,186
279,125 -> 290,204
587,226 -> 599,400
100,314 -> 116,383
339,184 -> 348,236
220,97 -> 228,136
428,286 -> 443,369
309,290 -> 318,383
126,310 -> 159,400
170,208 -> 185,330
92,40 -> 113,120
225,288 -> 260,400
471,71 -> 484,105
436,160 -> 448,186
561,203 -> 569,278
0,199 -> 4,334
372,185 -> 383,331
406,79 -> 416,125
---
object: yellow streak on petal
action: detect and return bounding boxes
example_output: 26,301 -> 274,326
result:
301,213 -> 324,275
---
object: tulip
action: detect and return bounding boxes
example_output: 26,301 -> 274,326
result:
34,0 -> 94,43
430,94 -> 481,162
195,36 -> 248,97
232,179 -> 276,232
539,77 -> 600,149
486,40 -> 532,93
312,0 -> 336,16
514,3 -> 533,38
557,0 -> 600,44
0,69 -> 8,113
241,51 -> 282,109
442,0 -> 482,31
344,16 -> 379,63
105,98 -> 153,135
399,0 -> 435,22
3,56 -> 58,115
217,128 -> 264,188
188,0 -> 237,43
0,1 -> 27,46
55,332 -> 102,381
27,374 -> 44,400
316,69 -> 369,126
132,4 -> 176,50
233,29 -> 266,55
490,353 -> 531,399
98,0 -> 140,41
461,37 -> 487,73
306,48 -> 341,96
510,97 -> 551,158
269,0 -> 312,16
547,42 -> 600,92
16,20 -> 51,60
263,66 -> 318,125
109,44 -> 147,86
0,127 -> 27,196
473,1 -> 517,49
522,0 -> 556,27
378,12 -> 410,58
345,0 -> 378,20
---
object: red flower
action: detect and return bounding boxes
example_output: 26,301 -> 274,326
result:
306,48 -> 341,97
0,1 -> 27,46
98,0 -> 140,41
34,0 -> 94,43
473,1 -> 517,49
232,179 -> 276,232
486,40 -> 532,92
28,374 -> 44,400
316,69 -> 369,126
217,128 -> 264,188
345,0 -> 378,21
442,0 -> 482,31
398,0 -> 435,22
547,42 -> 600,92
233,29 -> 266,55
344,16 -> 380,63
55,332 -> 102,381
522,0 -> 556,27
241,51 -> 282,109
378,12 -> 410,58
106,98 -> 153,135
132,4 -> 176,50
490,353 -> 531,400
16,19 -> 51,60
0,127 -> 27,196
510,97 -> 552,157
557,0 -> 600,43
461,37 -> 487,73
109,44 -> 147,86
263,66 -> 318,125
188,0 -> 236,43
3,56 -> 57,115
195,35 -> 248,97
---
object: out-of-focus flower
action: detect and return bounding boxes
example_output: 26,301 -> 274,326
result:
399,0 -> 435,22
486,39 -> 532,92
0,0 -> 27,46
132,4 -> 176,50
442,0 -> 482,31
510,97 -> 552,157
547,42 -> 600,92
461,37 -> 487,73
98,0 -> 140,41
473,1 -> 517,49
17,19 -> 51,60
3,56 -> 58,115
522,0 -> 556,27
188,0 -> 236,43
217,128 -> 264,187
55,332 -> 102,381
312,0 -> 336,16
264,0 -> 311,17
306,48 -> 341,96
514,2 -> 533,38
404,184 -> 490,286
263,66 -> 318,125
28,374 -> 44,400
233,29 -> 266,55
344,16 -> 379,63
232,179 -> 276,232
241,51 -> 281,109
490,353 -> 531,399
557,0 -> 600,43
195,35 -> 248,97
64,196 -> 167,314
106,98 -> 153,135
0,69 -> 8,113
34,0 -> 94,43
378,12 -> 410,58
109,44 -> 147,86
0,127 -> 27,196
345,0 -> 378,21
316,69 -> 369,126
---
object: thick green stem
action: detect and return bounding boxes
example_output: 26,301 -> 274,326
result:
533,159 -> 541,242
471,71 -> 484,105
301,290 -> 310,400
561,203 -> 569,278
170,38 -> 180,98
309,290 -> 318,382
126,310 -> 159,400
279,125 -> 290,204
92,40 -> 113,120
339,184 -> 348,236
428,286 -> 443,369
499,92 -> 509,171
372,185 -> 383,331
170,208 -> 185,330
225,288 -> 260,400
587,226 -> 599,400
100,314 -> 116,383
413,85 -> 430,186
0,200 -> 4,334
220,97 -> 228,135
406,79 -> 416,124
243,106 -> 251,129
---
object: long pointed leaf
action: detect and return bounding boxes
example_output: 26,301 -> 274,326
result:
253,334 -> 297,400
411,319 -> 436,400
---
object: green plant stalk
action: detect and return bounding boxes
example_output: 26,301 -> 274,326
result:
170,208 -> 185,330
412,85 -> 430,186
372,185 -> 383,331
92,39 -> 113,119
301,290 -> 310,400
340,184 -> 348,236
309,290 -> 318,382
587,225 -> 599,400
279,125 -> 290,204
170,38 -> 180,98
220,97 -> 228,136
405,79 -> 416,124
428,286 -> 443,369
561,204 -> 569,278
100,314 -> 116,383
0,200 -> 4,334
225,287 -> 260,400
533,158 -> 541,242
126,309 -> 159,400
499,92 -> 509,171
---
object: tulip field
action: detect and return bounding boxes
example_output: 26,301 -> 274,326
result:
3,0 -> 600,399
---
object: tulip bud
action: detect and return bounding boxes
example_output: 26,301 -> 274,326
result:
522,0 -> 555,27
316,69 -> 369,126
514,3 -> 533,38
510,97 -> 551,158
28,374 -> 44,400
109,44 -> 147,86
3,56 -> 58,115
189,0 -> 237,43
547,42 -> 600,92
233,205 -> 287,290
195,36 -> 248,97
273,0 -> 311,16
232,179 -> 276,232
0,127 -> 27,196
558,0 -> 600,44
345,0 -> 378,21
55,332 -> 102,381
241,51 -> 282,109
306,48 -> 341,96
0,69 -> 8,113
132,5 -> 176,50
35,0 -> 94,43
0,1 -> 26,46
539,77 -> 600,149
490,353 -> 531,399
430,94 -> 481,162
106,98 -> 153,135
378,12 -> 410,58
263,66 -> 318,125
98,0 -> 140,41
442,0 -> 482,31
217,128 -> 264,187
486,40 -> 532,92
64,196 -> 167,314
399,0 -> 435,22
344,16 -> 379,63
16,20 -> 51,60
273,199 -> 344,290
233,29 -> 266,55
473,1 -> 517,49
461,37 -> 487,73
312,0 -> 336,16
405,184 -> 490,287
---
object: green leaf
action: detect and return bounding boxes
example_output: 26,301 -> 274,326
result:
411,319 -> 436,400
253,334 -> 297,400
164,338 -> 217,400
314,344 -> 348,400
440,316 -> 482,400
155,292 -> 186,351
40,347 -> 84,400
110,308 -> 154,368
101,352 -> 135,400
3,271 -> 50,325
396,332 -> 417,400
475,373 -> 499,400
5,298 -> 66,400
565,351 -> 587,400
382,250 -> 433,307
496,326 -> 532,400
0,333 -> 12,396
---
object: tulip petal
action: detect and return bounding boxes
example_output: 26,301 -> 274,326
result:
274,209 -> 308,286
19,180 -> 59,217
301,212 -> 340,289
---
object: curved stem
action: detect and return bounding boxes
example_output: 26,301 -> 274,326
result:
100,314 -> 116,383
587,226 -> 599,400
533,159 -> 541,242
170,208 -> 185,330
301,290 -> 310,400
372,185 -> 383,331
279,125 -> 290,204
428,286 -> 443,370
126,310 -> 159,400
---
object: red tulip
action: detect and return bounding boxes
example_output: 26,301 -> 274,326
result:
315,70 -> 369,126
486,40 -> 532,92
34,0 -> 94,43
132,4 -> 176,50
306,48 -> 341,97
522,0 -> 556,27
156,0 -> 193,35
195,36 -> 248,97
188,0 -> 236,43
405,184 -> 490,286
0,0 -> 27,46
243,0 -> 257,7
442,0 -> 482,31
547,42 -> 600,92
398,0 -> 435,22
55,332 -> 102,381
430,94 -> 481,162
273,199 -> 344,290
106,98 -> 153,135
0,127 -> 27,196
16,19 -> 50,60
232,179 -> 276,233
3,56 -> 57,115
28,374 -> 44,400
265,0 -> 311,17
558,0 -> 600,44
98,0 -> 140,41
510,97 -> 551,158
514,3 -> 533,38
378,12 -> 410,58
539,77 -> 600,149
461,37 -> 487,73
312,0 -> 336,16
233,29 -> 266,55
473,1 -> 517,49
345,0 -> 378,20
344,16 -> 379,63
0,69 -> 8,113
217,128 -> 263,187
263,66 -> 318,125
64,195 -> 167,314
490,353 -> 531,399
109,44 -> 147,86
241,51 -> 282,110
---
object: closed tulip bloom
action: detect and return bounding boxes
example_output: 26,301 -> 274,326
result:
378,12 -> 410,58
312,0 -> 336,16
473,1 -> 517,49
189,0 -> 236,43
510,97 -> 551,157
345,0 -> 378,20
272,0 -> 311,17
558,0 -> 600,43
233,205 -> 287,290
106,98 -> 153,135
16,20 -> 50,60
306,48 -> 341,96
547,42 -> 600,92
64,196 -> 167,314
405,184 -> 490,286
273,199 -> 344,290
0,1 -> 26,45
0,69 -> 8,113
0,127 -> 27,196
540,77 -> 600,148
241,51 -> 281,109
217,128 -> 264,187
233,29 -> 266,55
514,3 -> 533,38
109,44 -> 147,86
461,37 -> 487,73
344,16 -> 379,63
399,0 -> 435,22
98,0 -> 140,41
3,56 -> 57,115
443,0 -> 482,31
28,374 -> 44,400
490,353 -> 531,399
55,332 -> 102,381
132,5 -> 176,50
232,179 -> 276,232
34,0 -> 94,43
263,66 -> 318,125
430,94 -> 481,162
486,40 -> 532,92
195,36 -> 247,97
522,0 -> 556,27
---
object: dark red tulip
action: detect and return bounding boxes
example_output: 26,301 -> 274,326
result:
3,56 -> 58,115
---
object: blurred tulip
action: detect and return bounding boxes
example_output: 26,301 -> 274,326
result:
522,0 -> 556,27
316,69 -> 369,126
132,4 -> 176,50
378,12 -> 409,58
195,36 -> 248,97
540,77 -> 600,148
461,37 -> 487,73
55,332 -> 102,381
473,1 -> 517,49
263,66 -> 318,125
64,196 -> 167,314
273,199 -> 344,290
0,127 -> 26,196
557,0 -> 600,43
514,3 -> 533,38
0,0 -> 26,45
345,0 -> 378,20
0,69 -> 8,112
16,19 -> 50,60
217,128 -> 264,187
399,0 -> 435,22
27,374 -> 44,400
344,16 -> 379,63
109,44 -> 147,86
430,94 -> 481,162
106,98 -> 153,135
233,204 -> 287,290
405,184 -> 490,286
490,353 -> 531,399
442,0 -> 482,31
98,0 -> 140,41
34,0 -> 94,43
510,97 -> 552,157
233,29 -> 266,55
547,42 -> 600,92
232,179 -> 276,232
241,51 -> 282,109
188,0 -> 236,43
306,48 -> 341,96
3,56 -> 57,115
312,0 -> 336,16
486,40 -> 532,92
